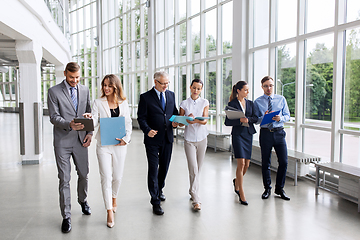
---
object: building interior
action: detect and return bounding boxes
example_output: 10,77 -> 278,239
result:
1,0 -> 360,239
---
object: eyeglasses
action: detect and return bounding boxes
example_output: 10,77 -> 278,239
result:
262,84 -> 274,88
156,80 -> 170,86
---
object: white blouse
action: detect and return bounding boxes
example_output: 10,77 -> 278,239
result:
179,97 -> 209,142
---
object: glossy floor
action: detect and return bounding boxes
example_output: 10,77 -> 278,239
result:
0,112 -> 359,240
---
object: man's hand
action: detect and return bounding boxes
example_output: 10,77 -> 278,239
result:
148,130 -> 158,138
70,120 -> 84,130
82,134 -> 92,147
172,122 -> 179,127
115,138 -> 127,146
272,115 -> 281,122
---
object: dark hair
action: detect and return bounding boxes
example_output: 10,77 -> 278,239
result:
229,81 -> 248,102
65,62 -> 80,73
100,74 -> 126,102
261,76 -> 273,85
191,79 -> 203,87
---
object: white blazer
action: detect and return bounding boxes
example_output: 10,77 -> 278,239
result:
92,97 -> 132,145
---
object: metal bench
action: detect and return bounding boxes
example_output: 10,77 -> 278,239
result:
250,141 -> 321,186
315,162 -> 360,212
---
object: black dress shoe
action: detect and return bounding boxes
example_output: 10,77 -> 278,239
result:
275,189 -> 290,201
61,218 -> 71,233
153,204 -> 164,215
159,193 -> 166,201
79,201 -> 91,215
233,178 -> 240,197
261,189 -> 271,199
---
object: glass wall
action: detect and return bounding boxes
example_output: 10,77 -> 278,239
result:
250,0 -> 360,166
0,67 -> 17,108
156,0 -> 233,132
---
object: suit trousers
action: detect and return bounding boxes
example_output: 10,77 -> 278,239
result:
96,144 -> 127,210
145,142 -> 173,206
184,138 -> 207,205
54,140 -> 89,219
259,129 -> 288,190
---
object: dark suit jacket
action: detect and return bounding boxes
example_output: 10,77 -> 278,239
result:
137,88 -> 179,145
224,98 -> 258,135
47,80 -> 92,147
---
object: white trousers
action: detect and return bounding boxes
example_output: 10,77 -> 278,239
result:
184,138 -> 207,205
96,144 -> 127,210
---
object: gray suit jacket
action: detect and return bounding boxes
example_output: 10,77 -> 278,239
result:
47,80 -> 92,148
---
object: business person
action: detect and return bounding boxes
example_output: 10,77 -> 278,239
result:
225,81 -> 257,205
47,62 -> 92,233
137,71 -> 179,215
179,79 -> 209,211
254,76 -> 291,201
90,74 -> 132,228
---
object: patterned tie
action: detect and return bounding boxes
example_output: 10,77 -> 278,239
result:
70,87 -> 78,111
160,92 -> 165,110
268,96 -> 273,129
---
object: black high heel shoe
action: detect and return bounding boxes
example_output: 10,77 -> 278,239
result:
233,178 -> 240,197
239,195 -> 248,205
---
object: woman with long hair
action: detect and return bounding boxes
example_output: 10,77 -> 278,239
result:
225,81 -> 257,205
91,74 -> 132,227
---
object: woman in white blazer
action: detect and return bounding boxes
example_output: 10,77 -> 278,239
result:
91,74 -> 132,228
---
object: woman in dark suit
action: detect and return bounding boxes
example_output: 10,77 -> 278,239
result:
225,81 -> 258,205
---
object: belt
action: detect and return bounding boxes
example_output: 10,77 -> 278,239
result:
260,127 -> 284,132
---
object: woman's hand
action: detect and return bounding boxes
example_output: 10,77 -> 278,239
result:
83,113 -> 92,119
240,117 -> 248,123
115,138 -> 127,146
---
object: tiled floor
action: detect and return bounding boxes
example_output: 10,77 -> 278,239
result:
0,112 -> 360,240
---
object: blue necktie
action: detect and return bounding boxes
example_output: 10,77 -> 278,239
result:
268,96 -> 273,129
160,92 -> 165,110
70,87 -> 78,111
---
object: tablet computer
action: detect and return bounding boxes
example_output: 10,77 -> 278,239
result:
74,118 -> 94,131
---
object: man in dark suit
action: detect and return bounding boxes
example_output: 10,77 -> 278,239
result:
137,71 -> 179,215
47,62 -> 92,233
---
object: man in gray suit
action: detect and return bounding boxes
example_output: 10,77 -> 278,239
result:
47,62 -> 92,233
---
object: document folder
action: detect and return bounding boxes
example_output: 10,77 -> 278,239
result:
100,117 -> 126,146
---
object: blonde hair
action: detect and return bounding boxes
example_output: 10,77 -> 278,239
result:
100,74 -> 126,103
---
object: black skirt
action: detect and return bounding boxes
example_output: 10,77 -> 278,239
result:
232,131 -> 253,159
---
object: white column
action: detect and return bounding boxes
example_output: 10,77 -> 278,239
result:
16,40 -> 43,164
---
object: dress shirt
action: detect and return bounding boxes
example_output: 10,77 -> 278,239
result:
64,80 -> 78,97
254,94 -> 290,128
179,97 -> 209,142
154,87 -> 166,104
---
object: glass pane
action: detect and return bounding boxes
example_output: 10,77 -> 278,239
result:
342,134 -> 360,167
179,22 -> 187,63
177,0 -> 186,22
222,2 -> 233,54
306,0 -> 335,33
144,6 -> 148,37
303,128 -> 331,162
252,49 -> 269,100
156,32 -> 165,67
126,13 -> 131,42
192,63 -> 200,80
276,0 -> 296,41
156,0 -> 164,31
166,28 -> 175,65
191,0 -> 200,16
179,66 -> 187,102
205,60 -> 216,111
305,35 -> 333,123
253,0 -> 269,47
191,16 -> 200,61
276,43 -> 296,117
222,57 -> 232,111
343,28 -> 360,131
135,41 -> 141,71
135,8 -> 140,39
205,0 -> 216,9
346,0 -> 360,23
166,0 -> 174,28
205,9 -> 217,58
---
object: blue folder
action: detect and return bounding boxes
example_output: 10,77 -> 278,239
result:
260,110 -> 281,126
169,115 -> 210,126
100,117 -> 126,146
